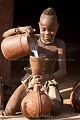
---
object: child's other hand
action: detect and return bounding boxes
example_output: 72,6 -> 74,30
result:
33,74 -> 50,84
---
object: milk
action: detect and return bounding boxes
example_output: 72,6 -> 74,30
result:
29,42 -> 39,57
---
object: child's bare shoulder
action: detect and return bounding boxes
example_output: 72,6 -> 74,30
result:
55,38 -> 65,48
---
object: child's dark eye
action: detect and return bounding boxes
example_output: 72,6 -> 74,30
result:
41,29 -> 45,31
41,28 -> 55,32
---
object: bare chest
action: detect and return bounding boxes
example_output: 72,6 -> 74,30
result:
38,41 -> 58,59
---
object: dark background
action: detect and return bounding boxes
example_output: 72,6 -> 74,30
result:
13,0 -> 80,43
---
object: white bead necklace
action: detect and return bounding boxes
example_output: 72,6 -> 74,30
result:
40,36 -> 54,45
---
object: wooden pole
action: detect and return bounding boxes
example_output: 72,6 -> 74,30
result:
0,0 -> 14,84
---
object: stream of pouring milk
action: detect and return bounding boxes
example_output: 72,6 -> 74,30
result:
29,42 -> 39,57
31,49 -> 39,57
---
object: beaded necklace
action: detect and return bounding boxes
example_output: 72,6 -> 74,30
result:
40,36 -> 54,45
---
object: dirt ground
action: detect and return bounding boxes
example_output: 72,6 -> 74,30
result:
0,43 -> 80,120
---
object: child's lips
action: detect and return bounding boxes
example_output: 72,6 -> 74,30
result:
44,36 -> 50,39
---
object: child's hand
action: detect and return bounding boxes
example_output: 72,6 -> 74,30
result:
18,26 -> 35,35
33,74 -> 50,84
25,26 -> 36,36
18,26 -> 37,41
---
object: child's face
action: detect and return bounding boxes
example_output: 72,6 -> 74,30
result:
39,14 -> 59,42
